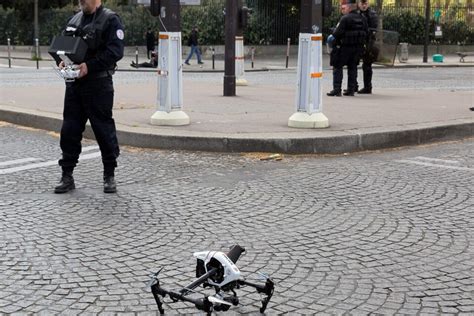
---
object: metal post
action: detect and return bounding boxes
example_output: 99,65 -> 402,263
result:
423,0 -> 430,63
286,38 -> 291,68
35,38 -> 39,69
7,38 -> 12,68
224,0 -> 237,96
212,47 -> 215,70
136,46 -> 139,65
251,47 -> 255,69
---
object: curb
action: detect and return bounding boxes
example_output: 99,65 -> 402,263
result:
1,107 -> 472,154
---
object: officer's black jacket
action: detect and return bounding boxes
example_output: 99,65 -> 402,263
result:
332,10 -> 368,47
64,5 -> 124,74
360,7 -> 378,33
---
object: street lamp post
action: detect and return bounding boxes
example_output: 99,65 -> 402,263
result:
423,0 -> 431,63
34,0 -> 39,40
224,0 -> 237,96
34,0 -> 40,61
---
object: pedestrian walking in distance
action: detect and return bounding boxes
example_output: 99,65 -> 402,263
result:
184,26 -> 204,65
327,0 -> 368,97
54,0 -> 124,194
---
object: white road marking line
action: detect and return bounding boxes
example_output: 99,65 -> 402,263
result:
413,156 -> 460,164
0,152 -> 101,175
396,159 -> 474,172
0,158 -> 40,167
82,145 -> 100,152
0,146 -> 98,170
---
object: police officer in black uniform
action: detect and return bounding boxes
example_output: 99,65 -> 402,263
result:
54,0 -> 124,194
327,0 -> 368,97
357,0 -> 378,94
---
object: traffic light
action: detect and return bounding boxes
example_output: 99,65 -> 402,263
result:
238,6 -> 252,29
148,0 -> 181,32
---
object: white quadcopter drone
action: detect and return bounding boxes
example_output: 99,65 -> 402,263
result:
48,35 -> 87,82
54,51 -> 81,82
148,245 -> 274,315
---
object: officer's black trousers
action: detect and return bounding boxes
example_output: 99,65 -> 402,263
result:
59,77 -> 119,174
332,63 -> 358,92
362,61 -> 373,89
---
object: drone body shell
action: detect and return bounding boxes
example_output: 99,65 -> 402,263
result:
193,251 -> 241,287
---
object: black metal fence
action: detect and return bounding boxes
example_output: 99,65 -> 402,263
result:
246,0 -> 300,45
381,5 -> 474,24
245,1 -> 474,45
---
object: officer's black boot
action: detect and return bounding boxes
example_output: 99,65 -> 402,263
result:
103,176 -> 117,193
327,89 -> 342,97
54,172 -> 75,194
344,85 -> 358,94
343,90 -> 355,96
103,164 -> 117,193
357,87 -> 372,94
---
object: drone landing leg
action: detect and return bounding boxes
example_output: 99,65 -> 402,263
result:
151,282 -> 213,315
238,278 -> 275,313
151,283 -> 165,314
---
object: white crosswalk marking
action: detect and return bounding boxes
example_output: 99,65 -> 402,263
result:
413,156 -> 460,164
0,158 -> 40,167
395,159 -> 474,172
0,151 -> 101,175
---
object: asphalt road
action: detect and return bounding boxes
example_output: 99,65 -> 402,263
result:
0,122 -> 473,314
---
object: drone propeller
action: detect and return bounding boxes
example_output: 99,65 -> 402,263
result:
146,267 -> 164,288
257,272 -> 269,280
208,296 -> 232,306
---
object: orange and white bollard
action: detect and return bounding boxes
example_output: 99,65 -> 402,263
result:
288,33 -> 328,129
235,36 -> 248,86
150,32 -> 190,126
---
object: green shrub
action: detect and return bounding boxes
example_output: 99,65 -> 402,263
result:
383,11 -> 427,44
181,0 -> 225,45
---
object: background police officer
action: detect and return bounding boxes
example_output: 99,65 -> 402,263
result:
358,0 -> 378,94
54,0 -> 124,194
327,0 -> 368,97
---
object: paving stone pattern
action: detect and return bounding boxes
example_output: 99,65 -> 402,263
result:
0,124 -> 473,315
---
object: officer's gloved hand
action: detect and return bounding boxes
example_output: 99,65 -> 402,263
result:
327,35 -> 335,48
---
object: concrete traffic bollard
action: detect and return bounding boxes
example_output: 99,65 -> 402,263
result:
150,32 -> 190,126
235,36 -> 247,86
288,33 -> 329,129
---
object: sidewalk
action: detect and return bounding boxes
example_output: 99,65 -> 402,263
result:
0,54 -> 473,154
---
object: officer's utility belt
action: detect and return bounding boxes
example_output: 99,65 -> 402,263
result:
82,70 -> 114,80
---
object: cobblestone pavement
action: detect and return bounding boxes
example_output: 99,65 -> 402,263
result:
0,123 -> 473,315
